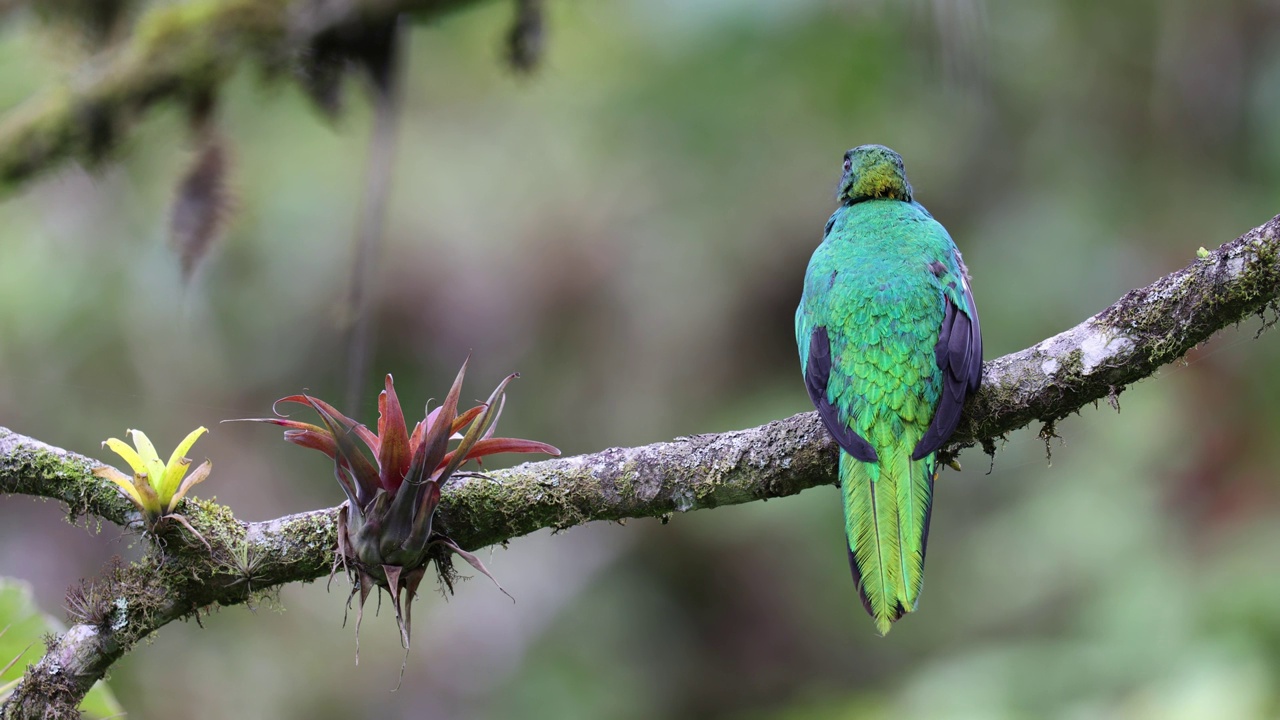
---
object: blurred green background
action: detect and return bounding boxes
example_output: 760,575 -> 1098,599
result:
3,1 -> 1280,718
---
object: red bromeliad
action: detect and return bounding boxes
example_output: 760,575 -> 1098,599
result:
231,361 -> 558,649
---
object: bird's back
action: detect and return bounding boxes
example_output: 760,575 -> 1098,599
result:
798,199 -> 956,440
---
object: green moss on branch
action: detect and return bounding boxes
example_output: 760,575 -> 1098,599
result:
952,213 -> 1280,448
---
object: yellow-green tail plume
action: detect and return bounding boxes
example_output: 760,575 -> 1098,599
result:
840,438 -> 935,635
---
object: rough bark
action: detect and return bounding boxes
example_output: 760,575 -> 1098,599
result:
2,213 -> 1277,718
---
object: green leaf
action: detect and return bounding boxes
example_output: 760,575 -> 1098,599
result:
126,429 -> 168,494
0,577 -> 125,718
161,425 -> 208,501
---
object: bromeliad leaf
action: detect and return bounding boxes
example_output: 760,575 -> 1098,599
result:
229,363 -> 559,657
94,427 -> 213,547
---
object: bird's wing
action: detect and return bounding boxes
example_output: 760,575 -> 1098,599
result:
913,250 -> 982,460
805,325 -> 879,462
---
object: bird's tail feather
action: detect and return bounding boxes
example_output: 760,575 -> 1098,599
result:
840,439 -> 935,635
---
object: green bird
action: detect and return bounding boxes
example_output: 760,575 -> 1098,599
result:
796,145 -> 982,635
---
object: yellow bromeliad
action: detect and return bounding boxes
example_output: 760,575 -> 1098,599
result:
94,427 -> 212,544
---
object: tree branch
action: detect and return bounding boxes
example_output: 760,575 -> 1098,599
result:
2,214 -> 1278,717
0,0 -> 486,196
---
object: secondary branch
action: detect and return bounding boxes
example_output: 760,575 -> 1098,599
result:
0,0 -> 485,195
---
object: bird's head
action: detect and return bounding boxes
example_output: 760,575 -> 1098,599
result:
836,144 -> 913,204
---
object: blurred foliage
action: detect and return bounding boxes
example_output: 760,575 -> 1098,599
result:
1,0 -> 1279,718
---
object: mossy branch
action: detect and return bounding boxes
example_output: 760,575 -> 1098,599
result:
0,0 -> 485,195
2,214 -> 1279,717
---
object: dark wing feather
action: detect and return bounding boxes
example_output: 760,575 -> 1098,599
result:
934,298 -> 954,369
965,279 -> 983,394
847,548 -> 876,617
913,264 -> 983,460
806,326 -> 879,463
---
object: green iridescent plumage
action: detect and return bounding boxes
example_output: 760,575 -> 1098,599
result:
796,145 -> 982,634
